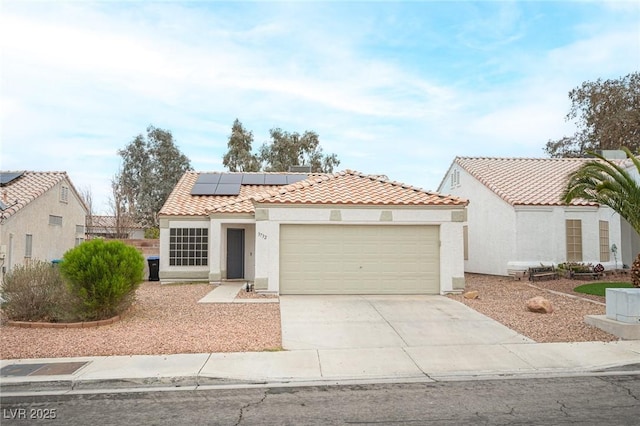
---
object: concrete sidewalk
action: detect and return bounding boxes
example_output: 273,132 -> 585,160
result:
2,341 -> 639,394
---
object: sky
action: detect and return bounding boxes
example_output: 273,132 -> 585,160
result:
1,0 -> 639,214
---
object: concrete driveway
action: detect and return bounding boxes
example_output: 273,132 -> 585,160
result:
280,295 -> 532,350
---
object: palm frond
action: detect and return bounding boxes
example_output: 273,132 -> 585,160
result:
563,147 -> 640,234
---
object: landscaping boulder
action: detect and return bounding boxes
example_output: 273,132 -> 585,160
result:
526,296 -> 553,314
463,290 -> 479,299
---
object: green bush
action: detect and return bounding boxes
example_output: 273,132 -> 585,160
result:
144,227 -> 159,239
557,262 -> 593,274
60,239 -> 144,320
0,260 -> 77,322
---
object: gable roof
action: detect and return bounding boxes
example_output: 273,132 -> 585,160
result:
159,171 -> 310,216
450,157 -> 624,207
87,215 -> 144,230
250,170 -> 466,208
0,171 -> 87,221
160,170 -> 467,217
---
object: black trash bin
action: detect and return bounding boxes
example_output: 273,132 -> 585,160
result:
147,256 -> 160,281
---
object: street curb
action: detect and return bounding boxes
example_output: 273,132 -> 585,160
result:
3,366 -> 640,396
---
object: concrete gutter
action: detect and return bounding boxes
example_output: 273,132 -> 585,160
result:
2,341 -> 639,396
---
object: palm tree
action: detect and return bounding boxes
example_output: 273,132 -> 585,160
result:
562,147 -> 640,287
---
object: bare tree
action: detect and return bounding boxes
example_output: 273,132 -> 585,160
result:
109,174 -> 136,239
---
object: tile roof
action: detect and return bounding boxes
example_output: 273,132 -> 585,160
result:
159,171 -> 304,216
0,171 -> 85,220
250,170 -> 467,208
159,170 -> 467,217
87,215 -> 144,230
452,157 -> 629,206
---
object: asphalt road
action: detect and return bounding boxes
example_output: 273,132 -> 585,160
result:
2,375 -> 639,425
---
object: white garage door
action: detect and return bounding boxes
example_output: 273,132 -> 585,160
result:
279,224 -> 440,294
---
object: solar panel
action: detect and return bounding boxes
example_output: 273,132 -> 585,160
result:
241,174 -> 266,185
286,175 -> 307,184
214,183 -> 242,195
190,172 -> 309,196
195,173 -> 221,184
264,174 -> 288,185
219,174 -> 243,184
0,171 -> 24,186
191,183 -> 218,195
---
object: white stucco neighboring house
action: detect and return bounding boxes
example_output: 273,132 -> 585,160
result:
0,171 -> 88,278
158,170 -> 468,294
437,155 -> 640,276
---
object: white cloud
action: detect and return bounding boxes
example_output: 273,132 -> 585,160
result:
1,1 -> 637,211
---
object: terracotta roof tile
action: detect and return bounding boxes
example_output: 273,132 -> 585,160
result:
160,170 -> 467,216
453,157 -> 628,206
159,172 -> 305,216
0,171 -> 83,220
87,215 -> 144,229
251,170 -> 467,207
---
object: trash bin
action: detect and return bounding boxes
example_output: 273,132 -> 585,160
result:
147,256 -> 160,281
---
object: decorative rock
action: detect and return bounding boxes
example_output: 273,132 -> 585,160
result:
526,296 -> 553,314
463,290 -> 479,299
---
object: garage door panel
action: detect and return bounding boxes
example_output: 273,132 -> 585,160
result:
280,225 -> 439,294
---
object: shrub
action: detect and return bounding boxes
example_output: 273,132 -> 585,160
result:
632,253 -> 640,288
144,227 -> 160,239
60,239 -> 144,320
557,262 -> 594,274
0,260 -> 77,322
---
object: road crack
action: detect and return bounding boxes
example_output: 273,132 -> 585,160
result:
235,390 -> 268,426
600,376 -> 640,402
557,400 -> 570,417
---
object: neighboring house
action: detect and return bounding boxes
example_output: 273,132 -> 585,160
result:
86,215 -> 145,240
438,156 -> 640,276
158,170 -> 468,294
0,171 -> 88,277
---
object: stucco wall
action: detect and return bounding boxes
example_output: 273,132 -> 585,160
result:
439,163 -> 630,276
158,218 -> 210,282
253,205 -> 467,294
440,165 -> 516,276
0,180 -> 86,276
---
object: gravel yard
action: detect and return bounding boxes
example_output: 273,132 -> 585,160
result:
449,273 -> 630,343
0,282 -> 281,360
0,274 -> 631,359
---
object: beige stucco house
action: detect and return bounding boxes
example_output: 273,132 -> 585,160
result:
158,170 -> 468,294
0,171 -> 88,277
438,156 -> 640,276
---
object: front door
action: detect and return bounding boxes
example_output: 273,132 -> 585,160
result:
226,228 -> 245,279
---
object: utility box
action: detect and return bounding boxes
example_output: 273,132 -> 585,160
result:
606,288 -> 640,324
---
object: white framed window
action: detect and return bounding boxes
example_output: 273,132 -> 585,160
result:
49,215 -> 63,226
60,185 -> 69,203
76,224 -> 85,234
75,237 -> 84,246
25,234 -> 33,258
169,228 -> 208,266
